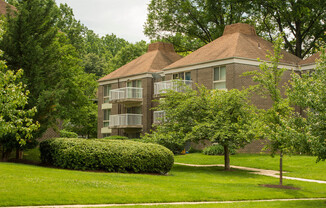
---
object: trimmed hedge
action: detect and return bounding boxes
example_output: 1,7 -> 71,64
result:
59,130 -> 78,138
203,144 -> 236,155
40,138 -> 174,174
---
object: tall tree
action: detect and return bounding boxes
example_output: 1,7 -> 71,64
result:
243,37 -> 303,185
186,88 -> 257,170
0,68 -> 39,160
108,41 -> 147,72
254,0 -> 326,58
82,53 -> 108,78
289,48 -> 326,161
145,0 -> 326,57
1,0 -> 95,138
144,0 -> 256,53
57,3 -> 87,56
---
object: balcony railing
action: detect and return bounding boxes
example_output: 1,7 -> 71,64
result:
153,111 -> 166,124
109,87 -> 143,102
109,114 -> 142,128
154,80 -> 193,95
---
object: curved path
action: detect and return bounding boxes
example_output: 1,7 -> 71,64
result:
175,162 -> 326,184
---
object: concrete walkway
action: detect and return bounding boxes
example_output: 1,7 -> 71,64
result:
2,198 -> 326,208
175,162 -> 326,184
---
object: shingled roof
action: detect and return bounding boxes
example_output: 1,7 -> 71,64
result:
0,0 -> 16,15
299,51 -> 321,65
99,42 -> 182,81
165,23 -> 302,70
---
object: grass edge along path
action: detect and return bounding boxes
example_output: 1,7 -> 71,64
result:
174,162 -> 326,184
174,153 -> 326,181
1,198 -> 326,208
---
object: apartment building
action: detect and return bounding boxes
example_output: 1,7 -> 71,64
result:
97,42 -> 182,138
98,23 -> 318,141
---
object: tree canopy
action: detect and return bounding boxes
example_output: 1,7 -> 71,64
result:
144,84 -> 256,170
144,0 -> 326,57
289,48 -> 326,161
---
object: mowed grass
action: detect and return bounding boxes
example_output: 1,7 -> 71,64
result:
0,161 -> 326,206
175,153 -> 326,181
105,200 -> 326,208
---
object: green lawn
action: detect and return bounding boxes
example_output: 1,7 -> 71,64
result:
175,153 -> 326,181
106,200 -> 326,208
0,161 -> 326,206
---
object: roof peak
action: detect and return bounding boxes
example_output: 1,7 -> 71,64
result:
147,42 -> 176,53
223,23 -> 257,36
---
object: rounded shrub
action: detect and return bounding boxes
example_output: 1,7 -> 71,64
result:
59,130 -> 78,138
203,144 -> 236,155
40,138 -> 174,174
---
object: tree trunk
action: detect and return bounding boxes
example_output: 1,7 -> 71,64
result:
16,148 -> 24,160
280,151 -> 283,186
224,145 -> 230,171
1,146 -> 11,162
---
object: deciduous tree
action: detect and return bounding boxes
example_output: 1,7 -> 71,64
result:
289,48 -> 326,161
0,68 -> 39,160
243,37 -> 304,185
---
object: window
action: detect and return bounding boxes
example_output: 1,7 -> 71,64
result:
103,84 -> 111,103
103,109 -> 111,127
173,71 -> 191,80
127,106 -> 142,114
127,80 -> 142,88
213,66 -> 226,89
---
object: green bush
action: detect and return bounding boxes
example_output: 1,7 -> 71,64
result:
103,135 -> 128,140
40,138 -> 174,174
59,130 -> 78,138
141,132 -> 185,155
203,144 -> 236,155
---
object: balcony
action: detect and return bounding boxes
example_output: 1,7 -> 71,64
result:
153,111 -> 166,124
109,114 -> 143,128
109,87 -> 143,104
154,80 -> 193,95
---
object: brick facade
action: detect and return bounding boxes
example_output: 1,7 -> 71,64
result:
97,24 -> 312,153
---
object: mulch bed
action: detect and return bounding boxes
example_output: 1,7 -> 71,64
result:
259,184 -> 301,190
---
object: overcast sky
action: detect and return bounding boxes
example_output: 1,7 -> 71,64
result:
55,0 -> 151,43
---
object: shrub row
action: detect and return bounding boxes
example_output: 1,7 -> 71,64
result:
40,138 -> 174,174
203,144 -> 236,155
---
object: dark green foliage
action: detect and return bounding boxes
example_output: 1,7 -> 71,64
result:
40,138 -> 174,174
142,132 -> 186,155
59,130 -> 78,138
187,147 -> 202,153
203,144 -> 236,156
144,0 -> 254,53
103,135 -> 129,140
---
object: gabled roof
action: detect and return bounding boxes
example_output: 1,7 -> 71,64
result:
299,51 -> 321,65
0,0 -> 16,15
165,23 -> 302,70
99,42 -> 182,81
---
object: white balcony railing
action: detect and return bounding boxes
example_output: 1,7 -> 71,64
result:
109,114 -> 142,127
109,87 -> 143,102
154,80 -> 193,95
153,111 -> 166,124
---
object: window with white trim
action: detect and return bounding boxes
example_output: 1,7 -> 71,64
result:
103,84 -> 111,103
213,66 -> 226,89
103,109 -> 111,127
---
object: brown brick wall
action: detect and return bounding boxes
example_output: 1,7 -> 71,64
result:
97,85 -> 104,138
196,67 -> 213,89
142,77 -> 153,134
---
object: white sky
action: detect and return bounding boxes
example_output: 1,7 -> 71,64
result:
55,0 -> 151,43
